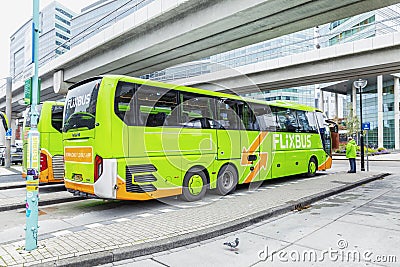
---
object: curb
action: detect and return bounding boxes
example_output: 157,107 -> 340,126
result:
34,172 -> 390,267
0,196 -> 84,212
0,183 -> 26,190
333,158 -> 400,161
0,182 -> 64,191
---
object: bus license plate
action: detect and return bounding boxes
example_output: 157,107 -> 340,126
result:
73,174 -> 83,182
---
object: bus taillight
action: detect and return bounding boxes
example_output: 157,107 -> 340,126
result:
40,153 -> 48,171
94,155 -> 103,182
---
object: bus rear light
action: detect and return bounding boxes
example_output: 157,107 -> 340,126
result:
94,155 -> 103,183
40,153 -> 48,171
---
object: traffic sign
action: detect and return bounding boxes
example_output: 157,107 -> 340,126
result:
362,122 -> 370,130
5,129 -> 12,140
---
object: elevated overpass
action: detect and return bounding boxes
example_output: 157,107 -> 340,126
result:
2,0 -> 400,113
175,32 -> 400,94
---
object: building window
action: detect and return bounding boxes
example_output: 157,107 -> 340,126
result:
55,14 -> 71,26
56,40 -> 70,50
56,32 -> 69,41
56,8 -> 73,19
55,23 -> 70,34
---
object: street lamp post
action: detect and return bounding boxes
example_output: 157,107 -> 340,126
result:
353,79 -> 367,171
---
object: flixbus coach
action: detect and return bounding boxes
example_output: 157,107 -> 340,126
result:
22,101 -> 65,183
63,75 -> 333,201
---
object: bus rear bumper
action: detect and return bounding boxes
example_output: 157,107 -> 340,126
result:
64,178 -> 182,201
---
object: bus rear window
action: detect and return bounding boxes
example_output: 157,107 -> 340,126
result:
63,78 -> 101,132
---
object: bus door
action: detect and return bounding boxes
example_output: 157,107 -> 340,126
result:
178,93 -> 218,175
238,103 -> 265,184
214,99 -> 241,160
316,112 -> 332,169
251,103 -> 274,181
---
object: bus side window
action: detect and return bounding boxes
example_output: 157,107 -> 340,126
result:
180,92 -> 213,128
135,85 -> 178,127
275,108 -> 289,131
214,99 -> 240,130
239,103 -> 258,131
114,82 -> 136,125
270,107 -> 281,131
296,110 -> 309,132
305,111 -> 319,133
251,103 -> 276,131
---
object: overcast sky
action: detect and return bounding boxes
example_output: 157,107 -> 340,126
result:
0,0 -> 98,83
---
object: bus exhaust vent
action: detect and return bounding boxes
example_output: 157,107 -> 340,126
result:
126,184 -> 157,193
134,174 -> 157,183
126,164 -> 157,174
52,155 -> 65,180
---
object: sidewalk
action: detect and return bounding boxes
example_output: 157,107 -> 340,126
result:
0,171 -> 389,267
333,152 -> 400,161
0,166 -> 22,176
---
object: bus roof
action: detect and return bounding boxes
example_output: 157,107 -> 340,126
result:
70,75 -> 320,112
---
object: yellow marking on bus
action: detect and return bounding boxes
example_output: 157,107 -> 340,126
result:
241,131 -> 268,166
243,153 -> 268,184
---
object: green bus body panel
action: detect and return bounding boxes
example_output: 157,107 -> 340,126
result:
63,75 -> 331,199
38,102 -> 64,157
23,101 -> 64,176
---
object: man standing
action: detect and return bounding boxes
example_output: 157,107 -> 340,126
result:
346,137 -> 357,173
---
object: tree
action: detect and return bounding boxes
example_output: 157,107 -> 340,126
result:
346,104 -> 360,139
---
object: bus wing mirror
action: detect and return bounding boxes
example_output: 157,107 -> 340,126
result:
0,112 -> 8,132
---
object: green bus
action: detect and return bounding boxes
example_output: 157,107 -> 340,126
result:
63,75 -> 333,201
22,101 -> 65,183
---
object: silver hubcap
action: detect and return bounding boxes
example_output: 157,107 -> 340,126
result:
222,171 -> 234,189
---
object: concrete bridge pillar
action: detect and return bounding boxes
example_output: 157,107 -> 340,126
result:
377,75 -> 384,148
352,85 -> 357,117
335,93 -> 339,118
319,90 -> 325,113
394,77 -> 399,150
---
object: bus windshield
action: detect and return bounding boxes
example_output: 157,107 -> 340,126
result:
63,78 -> 101,132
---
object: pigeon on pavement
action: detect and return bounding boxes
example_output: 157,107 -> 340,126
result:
223,237 -> 239,250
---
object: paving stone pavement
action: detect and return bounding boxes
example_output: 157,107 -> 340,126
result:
0,171 -> 388,267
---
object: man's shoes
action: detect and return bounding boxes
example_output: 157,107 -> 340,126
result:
347,171 -> 356,173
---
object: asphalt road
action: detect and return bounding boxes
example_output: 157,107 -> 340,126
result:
0,173 -> 24,184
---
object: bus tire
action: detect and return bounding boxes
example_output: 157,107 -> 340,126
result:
306,157 -> 317,177
215,164 -> 238,196
180,168 -> 207,202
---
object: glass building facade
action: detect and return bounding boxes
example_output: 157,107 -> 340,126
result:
142,29 -> 317,106
321,4 -> 400,149
143,3 -> 400,149
9,2 -> 75,82
348,77 -> 398,149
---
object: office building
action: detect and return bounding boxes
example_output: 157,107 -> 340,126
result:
9,1 -> 76,82
320,4 -> 400,148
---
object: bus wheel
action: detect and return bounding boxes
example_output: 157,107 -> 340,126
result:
306,158 -> 317,177
180,168 -> 207,202
216,164 -> 238,196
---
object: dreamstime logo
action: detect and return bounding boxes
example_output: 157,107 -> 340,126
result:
258,239 -> 398,264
